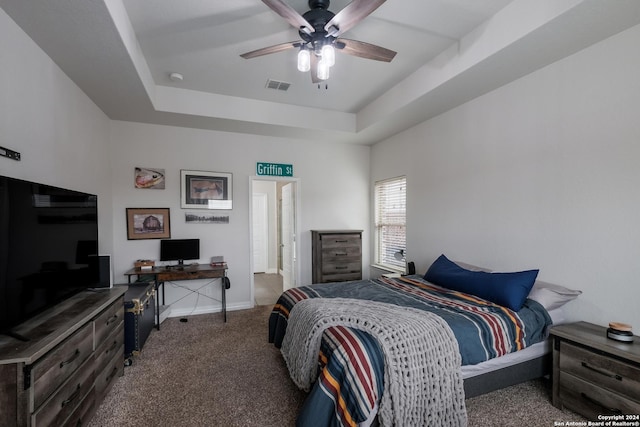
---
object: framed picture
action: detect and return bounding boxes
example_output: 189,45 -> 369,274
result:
185,212 -> 230,224
134,166 -> 165,189
126,208 -> 171,240
181,170 -> 232,210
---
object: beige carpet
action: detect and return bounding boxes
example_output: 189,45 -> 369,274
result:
89,306 -> 585,427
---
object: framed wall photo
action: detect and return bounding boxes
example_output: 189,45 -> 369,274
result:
134,166 -> 165,189
181,170 -> 233,210
126,208 -> 171,240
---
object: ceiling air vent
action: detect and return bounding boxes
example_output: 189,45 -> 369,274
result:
266,79 -> 291,91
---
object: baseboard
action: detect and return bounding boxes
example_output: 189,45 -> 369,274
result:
166,301 -> 254,318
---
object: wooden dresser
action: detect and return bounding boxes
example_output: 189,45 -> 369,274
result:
311,230 -> 363,283
550,321 -> 640,419
0,287 -> 127,427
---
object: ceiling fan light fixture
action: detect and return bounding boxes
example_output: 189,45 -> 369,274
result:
317,58 -> 330,80
297,48 -> 311,72
241,0 -> 396,84
321,44 -> 335,67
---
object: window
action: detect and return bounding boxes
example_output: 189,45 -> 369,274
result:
374,176 -> 406,272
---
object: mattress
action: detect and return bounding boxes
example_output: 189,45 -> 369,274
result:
461,306 -> 564,379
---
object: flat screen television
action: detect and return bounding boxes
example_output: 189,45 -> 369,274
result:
160,239 -> 200,266
0,175 -> 100,339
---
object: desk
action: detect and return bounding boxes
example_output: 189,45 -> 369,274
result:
124,263 -> 228,327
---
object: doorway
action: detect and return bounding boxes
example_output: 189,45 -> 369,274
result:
250,177 -> 300,306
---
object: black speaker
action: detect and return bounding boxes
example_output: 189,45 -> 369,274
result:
93,255 -> 112,288
407,261 -> 416,275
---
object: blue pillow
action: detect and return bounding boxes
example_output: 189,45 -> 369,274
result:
424,254 -> 538,311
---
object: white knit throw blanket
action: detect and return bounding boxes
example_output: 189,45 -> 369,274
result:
281,298 -> 467,427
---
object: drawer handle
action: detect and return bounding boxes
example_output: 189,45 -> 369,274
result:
61,384 -> 81,408
106,314 -> 119,326
105,365 -> 118,383
60,349 -> 81,368
334,252 -> 348,256
581,362 -> 622,381
334,240 -> 349,243
335,266 -> 348,270
106,339 -> 118,355
580,392 -> 622,415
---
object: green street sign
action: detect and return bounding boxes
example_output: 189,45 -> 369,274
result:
257,162 -> 293,177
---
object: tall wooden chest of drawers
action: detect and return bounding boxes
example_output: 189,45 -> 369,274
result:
311,230 -> 363,283
550,321 -> 640,420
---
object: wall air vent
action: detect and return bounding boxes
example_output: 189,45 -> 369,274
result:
265,79 -> 291,91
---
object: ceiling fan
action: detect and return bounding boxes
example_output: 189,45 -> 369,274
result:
240,0 -> 396,83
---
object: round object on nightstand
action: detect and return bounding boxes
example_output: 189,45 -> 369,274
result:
607,322 -> 634,342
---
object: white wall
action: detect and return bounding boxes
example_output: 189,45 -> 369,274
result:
0,8 -> 113,253
371,24 -> 640,329
2,5 -> 370,320
109,121 -> 370,316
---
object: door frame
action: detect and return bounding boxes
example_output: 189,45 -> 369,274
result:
249,176 -> 301,307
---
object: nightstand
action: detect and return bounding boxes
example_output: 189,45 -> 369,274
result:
550,321 -> 640,419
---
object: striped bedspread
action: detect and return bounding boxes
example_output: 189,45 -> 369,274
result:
269,275 -> 552,427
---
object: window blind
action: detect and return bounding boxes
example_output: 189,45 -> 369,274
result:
374,176 -> 406,271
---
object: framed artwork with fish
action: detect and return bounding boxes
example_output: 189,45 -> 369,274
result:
135,167 -> 165,189
180,170 -> 232,210
126,208 -> 171,240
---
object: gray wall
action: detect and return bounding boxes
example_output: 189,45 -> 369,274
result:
371,23 -> 640,329
108,121 -> 370,315
1,7 -> 370,318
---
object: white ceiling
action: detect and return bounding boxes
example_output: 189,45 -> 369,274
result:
2,0 -> 640,145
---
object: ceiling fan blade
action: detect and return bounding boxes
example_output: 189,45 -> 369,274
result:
337,38 -> 396,62
240,41 -> 301,59
262,0 -> 314,35
310,53 -> 321,83
324,0 -> 386,37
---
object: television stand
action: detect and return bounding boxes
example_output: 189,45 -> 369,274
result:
1,330 -> 30,342
0,288 -> 127,427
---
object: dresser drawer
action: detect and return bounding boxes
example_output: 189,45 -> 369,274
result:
321,260 -> 361,274
31,355 -> 94,427
31,321 -> 93,409
61,387 -> 96,427
321,272 -> 363,283
95,320 -> 124,374
321,245 -> 361,261
559,372 -> 640,418
319,234 -> 361,249
95,346 -> 124,401
559,341 -> 640,400
94,296 -> 125,349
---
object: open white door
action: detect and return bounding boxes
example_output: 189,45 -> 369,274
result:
281,183 -> 295,290
252,193 -> 268,273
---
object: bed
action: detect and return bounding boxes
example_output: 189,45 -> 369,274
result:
269,254 -> 581,426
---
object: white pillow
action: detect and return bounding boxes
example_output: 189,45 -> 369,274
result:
528,280 -> 582,311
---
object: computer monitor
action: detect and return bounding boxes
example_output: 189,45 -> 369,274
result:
160,239 -> 200,266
